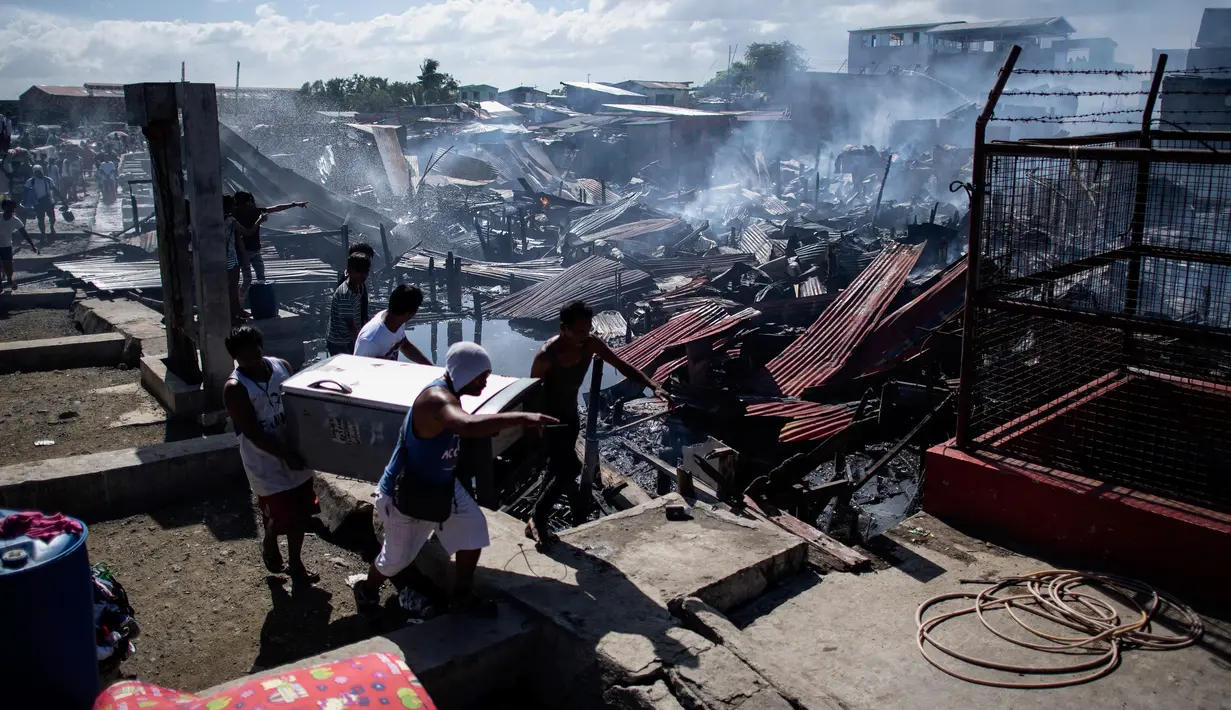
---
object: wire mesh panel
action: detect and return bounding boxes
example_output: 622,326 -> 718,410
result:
961,136 -> 1231,512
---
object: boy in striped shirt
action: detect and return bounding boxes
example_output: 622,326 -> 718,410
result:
326,252 -> 370,356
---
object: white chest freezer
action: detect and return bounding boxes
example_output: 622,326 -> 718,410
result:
281,354 -> 541,485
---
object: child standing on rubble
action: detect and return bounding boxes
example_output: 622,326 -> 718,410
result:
326,252 -> 371,356
223,325 -> 320,586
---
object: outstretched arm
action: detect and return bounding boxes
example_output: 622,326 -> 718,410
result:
423,390 -> 557,438
17,226 -> 38,254
590,336 -> 668,399
398,338 -> 433,366
261,201 -> 308,214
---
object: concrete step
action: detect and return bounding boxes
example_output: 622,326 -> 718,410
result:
0,434 -> 245,522
0,287 -> 76,310
0,332 -> 126,374
196,601 -> 543,710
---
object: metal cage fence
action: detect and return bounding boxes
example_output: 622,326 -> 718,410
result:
957,132 -> 1231,512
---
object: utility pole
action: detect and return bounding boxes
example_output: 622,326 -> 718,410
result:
180,62 -> 185,82
235,61 -> 241,116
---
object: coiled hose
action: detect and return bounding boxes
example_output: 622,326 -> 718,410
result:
916,570 -> 1203,689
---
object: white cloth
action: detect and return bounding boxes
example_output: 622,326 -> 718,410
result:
354,310 -> 407,360
231,357 -> 311,496
373,481 -> 490,577
445,342 -> 491,391
0,216 -> 23,249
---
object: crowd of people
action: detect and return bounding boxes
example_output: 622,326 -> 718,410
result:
224,284 -> 670,616
0,112 -> 126,289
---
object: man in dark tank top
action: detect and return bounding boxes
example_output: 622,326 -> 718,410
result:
527,300 -> 670,547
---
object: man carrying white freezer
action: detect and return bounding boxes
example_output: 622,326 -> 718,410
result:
352,284 -> 433,365
351,342 -> 557,616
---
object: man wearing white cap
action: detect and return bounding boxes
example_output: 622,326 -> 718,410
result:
353,342 -> 558,617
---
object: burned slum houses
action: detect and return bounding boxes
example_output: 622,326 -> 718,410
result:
34,91 -> 979,547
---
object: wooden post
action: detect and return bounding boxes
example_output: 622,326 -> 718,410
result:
814,174 -> 820,205
129,192 -> 140,235
601,179 -> 607,204
430,321 -> 438,362
427,256 -> 437,306
379,223 -> 392,270
581,356 -> 603,513
340,224 -> 350,269
177,82 -> 231,409
124,82 -> 199,385
473,294 -> 483,346
614,270 -> 622,312
519,209 -> 528,254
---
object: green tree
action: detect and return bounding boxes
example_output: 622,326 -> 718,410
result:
700,41 -> 808,99
298,60 -> 459,111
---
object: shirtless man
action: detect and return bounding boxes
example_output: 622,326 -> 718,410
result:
526,300 -> 670,546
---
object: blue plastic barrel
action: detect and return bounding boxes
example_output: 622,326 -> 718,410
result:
0,509 -> 98,709
248,282 -> 278,320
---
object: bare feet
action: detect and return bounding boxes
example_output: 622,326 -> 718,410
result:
524,520 -> 558,550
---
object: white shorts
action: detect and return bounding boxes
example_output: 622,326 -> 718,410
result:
373,479 -> 490,577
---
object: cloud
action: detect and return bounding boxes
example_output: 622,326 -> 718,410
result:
0,1 -> 1210,98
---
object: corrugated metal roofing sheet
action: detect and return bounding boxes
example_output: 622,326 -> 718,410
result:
850,256 -> 967,379
617,306 -> 757,373
485,256 -> 651,321
764,241 -> 923,396
602,104 -> 725,117
928,17 -> 1073,35
616,304 -> 726,371
738,220 -> 775,264
624,81 -> 693,90
562,81 -> 646,97
746,401 -> 855,443
54,254 -> 336,292
572,217 -> 683,246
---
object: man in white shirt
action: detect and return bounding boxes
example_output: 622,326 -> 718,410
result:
24,165 -> 61,238
353,284 -> 433,365
1,199 -> 40,290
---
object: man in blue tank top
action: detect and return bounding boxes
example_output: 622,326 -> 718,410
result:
352,342 -> 558,617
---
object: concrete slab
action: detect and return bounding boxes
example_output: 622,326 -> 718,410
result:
196,601 -> 543,710
140,355 -> 205,418
75,297 -> 167,360
731,512 -> 1231,710
0,434 -> 244,522
0,333 -> 125,374
563,495 -> 808,611
314,472 -> 377,534
0,288 -> 76,310
604,680 -> 687,710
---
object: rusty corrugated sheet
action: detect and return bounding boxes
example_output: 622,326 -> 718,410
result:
616,304 -> 727,371
486,256 -> 651,321
764,242 -> 923,396
746,401 -> 855,443
851,256 -> 968,380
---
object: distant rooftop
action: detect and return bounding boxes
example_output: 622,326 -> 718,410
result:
849,22 -> 952,34
561,81 -> 646,98
602,104 -> 725,117
30,84 -> 124,98
928,17 -> 1075,37
621,80 -> 694,90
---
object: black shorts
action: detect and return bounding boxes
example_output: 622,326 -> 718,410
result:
0,246 -> 12,261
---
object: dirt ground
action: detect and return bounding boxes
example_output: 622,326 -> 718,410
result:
0,367 -> 173,464
89,492 -> 407,692
0,306 -> 80,342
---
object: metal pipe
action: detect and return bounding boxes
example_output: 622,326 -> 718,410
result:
1124,53 -> 1168,318
955,44 -> 1021,450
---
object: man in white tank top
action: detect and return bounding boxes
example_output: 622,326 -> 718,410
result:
223,325 -> 320,585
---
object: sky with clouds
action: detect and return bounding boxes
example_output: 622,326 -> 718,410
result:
0,0 -> 1214,98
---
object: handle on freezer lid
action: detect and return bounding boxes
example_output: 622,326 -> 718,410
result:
307,379 -> 353,395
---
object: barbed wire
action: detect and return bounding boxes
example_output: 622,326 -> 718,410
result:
993,109 -> 1231,120
1002,89 -> 1231,97
990,117 -> 1229,126
1012,67 -> 1231,76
